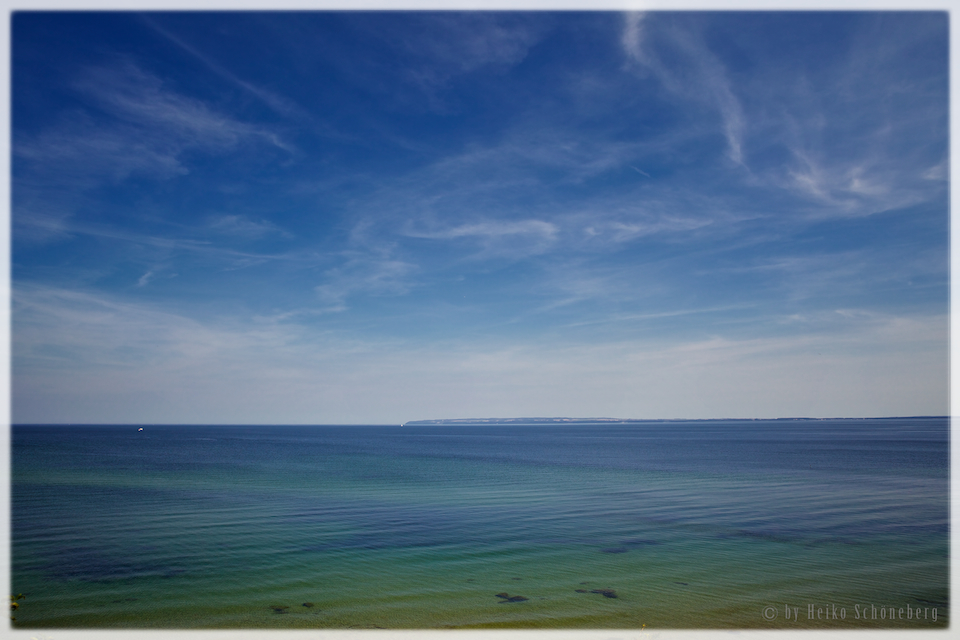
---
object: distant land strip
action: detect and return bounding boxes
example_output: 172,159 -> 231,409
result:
402,416 -> 945,426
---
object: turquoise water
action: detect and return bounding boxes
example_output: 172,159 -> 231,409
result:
10,419 -> 949,628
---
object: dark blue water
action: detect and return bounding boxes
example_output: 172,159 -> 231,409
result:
11,419 -> 949,628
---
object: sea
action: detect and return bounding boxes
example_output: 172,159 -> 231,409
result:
9,418 -> 949,630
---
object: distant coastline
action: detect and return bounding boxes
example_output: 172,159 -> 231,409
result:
402,416 -> 945,426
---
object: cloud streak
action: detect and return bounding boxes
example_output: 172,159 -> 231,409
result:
142,15 -> 310,123
621,12 -> 745,164
315,255 -> 419,310
15,61 -> 290,192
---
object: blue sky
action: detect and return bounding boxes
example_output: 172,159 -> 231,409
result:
11,11 -> 948,424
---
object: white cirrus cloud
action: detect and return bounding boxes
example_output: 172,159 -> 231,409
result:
315,255 -> 419,309
621,12 -> 745,165
405,219 -> 557,241
403,219 -> 559,262
205,214 -> 293,240
15,61 -> 290,189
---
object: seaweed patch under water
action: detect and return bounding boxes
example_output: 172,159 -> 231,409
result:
495,592 -> 529,602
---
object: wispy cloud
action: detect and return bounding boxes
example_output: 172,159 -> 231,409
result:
15,110 -> 187,185
782,143 -> 945,220
334,124 -> 735,272
403,219 -> 558,261
13,59 -> 298,270
205,214 -> 292,240
561,304 -> 752,329
620,12 -> 946,223
30,218 -> 283,264
142,15 -> 309,125
621,12 -> 745,165
315,255 -> 419,310
75,63 -> 264,145
406,220 -> 556,240
578,213 -> 714,245
137,269 -> 156,287
760,100 -> 945,219
15,61 -> 289,190
746,16 -> 945,219
345,12 -> 542,112
620,12 -> 647,66
402,13 -> 538,78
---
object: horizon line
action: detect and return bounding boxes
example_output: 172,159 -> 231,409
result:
9,415 -> 949,427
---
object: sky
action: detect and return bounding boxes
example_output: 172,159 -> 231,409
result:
10,11 -> 949,424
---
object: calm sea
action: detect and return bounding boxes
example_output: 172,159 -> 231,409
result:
10,419 -> 949,629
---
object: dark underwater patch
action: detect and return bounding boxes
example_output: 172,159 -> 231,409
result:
495,592 -> 528,602
41,546 -> 187,583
